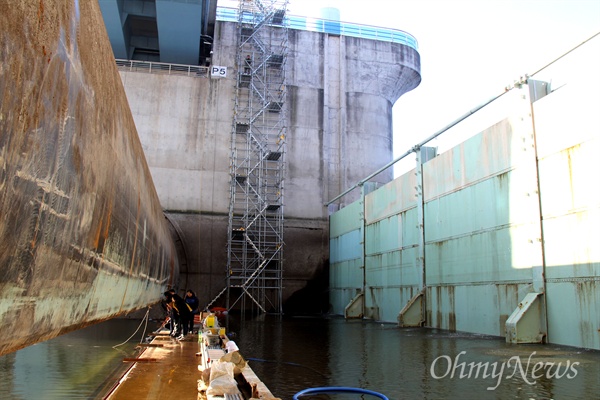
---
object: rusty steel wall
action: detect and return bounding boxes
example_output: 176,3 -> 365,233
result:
329,36 -> 600,349
0,0 -> 178,356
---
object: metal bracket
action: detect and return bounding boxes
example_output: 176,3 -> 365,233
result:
505,292 -> 547,344
398,292 -> 425,327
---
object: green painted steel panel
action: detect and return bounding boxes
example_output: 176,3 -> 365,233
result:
426,283 -> 527,335
423,89 -> 534,203
538,139 -> 600,220
330,258 -> 363,314
330,200 -> 362,238
330,197 -> 364,315
330,199 -> 363,314
542,211 -> 600,278
365,216 -> 400,255
365,208 -> 420,255
546,280 -> 599,350
365,170 -> 417,223
366,252 -> 402,286
330,230 -> 362,263
533,60 -> 600,349
424,168 -> 540,242
328,36 -> 600,349
330,258 -> 363,288
425,225 -> 537,285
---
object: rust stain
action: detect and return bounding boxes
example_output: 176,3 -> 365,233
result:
564,144 -> 582,209
37,0 -> 44,28
499,314 -> 509,334
448,285 -> 456,331
0,0 -> 178,357
103,204 -> 112,247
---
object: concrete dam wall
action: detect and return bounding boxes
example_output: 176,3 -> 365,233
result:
329,35 -> 600,350
0,0 -> 178,356
118,18 -> 421,311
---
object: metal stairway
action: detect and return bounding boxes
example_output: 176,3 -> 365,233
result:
223,0 -> 289,314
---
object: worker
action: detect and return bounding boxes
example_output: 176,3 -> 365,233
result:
165,289 -> 193,340
185,289 -> 200,334
244,54 -> 252,74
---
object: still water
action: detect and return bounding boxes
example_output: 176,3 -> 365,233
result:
1,315 -> 599,399
0,319 -> 145,400
229,315 -> 600,399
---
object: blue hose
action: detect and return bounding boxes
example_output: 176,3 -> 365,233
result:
293,387 -> 389,399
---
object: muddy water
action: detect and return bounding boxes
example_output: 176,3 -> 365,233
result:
228,315 -> 600,400
0,319 -> 145,400
0,315 -> 598,399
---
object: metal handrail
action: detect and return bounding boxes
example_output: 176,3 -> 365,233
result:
115,59 -> 209,78
294,387 -> 389,399
216,6 -> 418,50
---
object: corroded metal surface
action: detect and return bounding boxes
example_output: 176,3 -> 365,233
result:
0,0 -> 178,356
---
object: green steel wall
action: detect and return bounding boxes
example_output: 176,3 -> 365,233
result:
330,201 -> 363,312
534,68 -> 600,349
329,37 -> 599,349
364,173 -> 420,322
423,89 -> 542,337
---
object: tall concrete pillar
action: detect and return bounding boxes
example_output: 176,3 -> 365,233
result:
118,17 -> 420,313
286,28 -> 421,217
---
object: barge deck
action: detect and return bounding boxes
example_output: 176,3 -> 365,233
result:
105,315 -> 278,399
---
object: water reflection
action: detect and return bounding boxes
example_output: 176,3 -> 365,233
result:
0,315 -> 598,400
228,315 -> 600,400
0,319 -> 145,400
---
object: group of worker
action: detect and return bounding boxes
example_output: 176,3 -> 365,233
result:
163,289 -> 200,340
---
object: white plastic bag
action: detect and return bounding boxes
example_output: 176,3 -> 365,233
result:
206,361 -> 238,396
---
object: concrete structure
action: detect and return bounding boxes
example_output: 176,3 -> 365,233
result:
329,34 -> 600,350
106,2 -> 421,311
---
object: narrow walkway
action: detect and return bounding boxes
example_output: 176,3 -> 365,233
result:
106,332 -> 201,400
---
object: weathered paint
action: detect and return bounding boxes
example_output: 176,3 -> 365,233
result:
534,55 -> 600,349
329,200 -> 362,312
329,36 -> 600,349
0,0 -> 178,356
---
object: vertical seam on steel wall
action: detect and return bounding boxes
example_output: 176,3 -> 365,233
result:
528,80 -> 551,341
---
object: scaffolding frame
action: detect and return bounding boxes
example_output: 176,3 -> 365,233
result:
223,0 -> 289,314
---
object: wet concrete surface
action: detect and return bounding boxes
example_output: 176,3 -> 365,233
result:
106,332 -> 201,400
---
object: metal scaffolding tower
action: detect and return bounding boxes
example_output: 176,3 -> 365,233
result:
225,0 -> 288,314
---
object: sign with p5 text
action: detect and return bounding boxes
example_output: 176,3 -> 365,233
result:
211,66 -> 227,78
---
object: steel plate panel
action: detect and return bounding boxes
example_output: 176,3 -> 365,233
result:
425,224 -> 539,285
330,230 -> 362,263
423,88 -> 535,203
546,280 -> 600,350
330,200 -> 362,238
424,168 -> 541,243
543,210 -> 600,278
365,169 -> 417,223
538,138 -> 600,218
